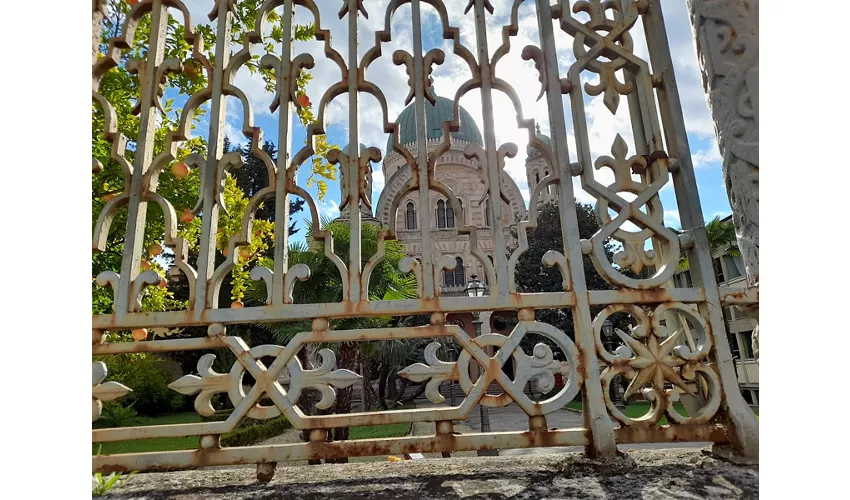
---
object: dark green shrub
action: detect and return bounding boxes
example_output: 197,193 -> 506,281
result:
97,402 -> 138,428
94,353 -> 185,416
221,416 -> 290,447
201,409 -> 233,423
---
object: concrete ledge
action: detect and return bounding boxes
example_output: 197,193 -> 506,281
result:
107,447 -> 758,499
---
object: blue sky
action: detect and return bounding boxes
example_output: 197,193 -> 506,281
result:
172,0 -> 731,245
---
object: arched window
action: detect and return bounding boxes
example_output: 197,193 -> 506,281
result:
534,171 -> 540,185
484,198 -> 492,226
405,202 -> 416,230
436,200 -> 447,228
457,199 -> 464,225
454,257 -> 465,287
544,170 -> 551,194
443,257 -> 466,288
446,202 -> 455,228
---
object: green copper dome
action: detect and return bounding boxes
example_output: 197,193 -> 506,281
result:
387,89 -> 484,152
527,129 -> 552,156
342,143 -> 368,156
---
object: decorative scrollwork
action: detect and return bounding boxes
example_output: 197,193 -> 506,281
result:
570,0 -> 637,114
170,344 -> 361,420
593,303 -> 720,426
399,321 -> 579,415
581,135 -> 680,289
398,342 -> 458,404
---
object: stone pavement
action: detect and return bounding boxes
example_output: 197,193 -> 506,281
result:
109,448 -> 758,499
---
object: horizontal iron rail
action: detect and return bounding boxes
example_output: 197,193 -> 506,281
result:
92,288 -> 707,330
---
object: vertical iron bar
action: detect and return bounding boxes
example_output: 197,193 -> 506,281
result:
535,0 -> 617,456
115,0 -> 168,318
348,1 -> 363,301
472,0 -> 509,300
193,0 -> 233,314
272,0 -> 295,305
411,0 -> 436,298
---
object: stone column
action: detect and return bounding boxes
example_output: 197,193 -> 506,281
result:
93,1 -> 105,89
688,0 -> 759,365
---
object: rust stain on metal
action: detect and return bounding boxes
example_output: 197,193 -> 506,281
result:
90,0 -> 758,473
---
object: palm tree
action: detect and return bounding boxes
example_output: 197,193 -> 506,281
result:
246,216 -> 419,460
675,215 -> 740,272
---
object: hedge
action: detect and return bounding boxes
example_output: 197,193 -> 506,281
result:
201,409 -> 291,447
221,415 -> 290,447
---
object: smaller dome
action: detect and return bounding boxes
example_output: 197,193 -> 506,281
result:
527,132 -> 552,156
342,143 -> 368,156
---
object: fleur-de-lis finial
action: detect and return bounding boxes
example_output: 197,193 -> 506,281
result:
339,0 -> 368,19
464,0 -> 494,15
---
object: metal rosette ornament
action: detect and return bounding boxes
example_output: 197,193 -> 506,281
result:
592,303 -> 721,426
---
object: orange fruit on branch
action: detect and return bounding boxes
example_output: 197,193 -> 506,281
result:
171,161 -> 190,179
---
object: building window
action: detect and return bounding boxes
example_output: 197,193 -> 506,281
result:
457,199 -> 463,225
485,198 -> 491,226
676,270 -> 692,288
446,202 -> 455,228
534,171 -> 540,185
724,254 -> 743,280
544,170 -> 551,194
405,202 -> 416,230
454,256 -> 465,287
727,332 -> 741,359
713,257 -> 725,284
436,200 -> 447,228
444,257 -> 465,287
739,330 -> 754,359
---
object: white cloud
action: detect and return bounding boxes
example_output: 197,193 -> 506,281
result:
173,0 -> 719,218
664,209 -> 680,227
317,198 -> 340,220
691,137 -> 722,168
371,170 -> 385,202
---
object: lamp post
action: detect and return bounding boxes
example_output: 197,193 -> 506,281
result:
601,319 -> 626,411
466,274 -> 496,456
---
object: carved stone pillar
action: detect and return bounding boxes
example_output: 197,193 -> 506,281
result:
688,0 -> 759,365
93,1 -> 105,89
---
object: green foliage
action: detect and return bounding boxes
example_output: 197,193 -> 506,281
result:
220,416 -> 290,447
675,215 -> 740,271
94,346 -> 184,416
98,402 -> 138,428
93,1 -> 335,316
512,202 -> 616,341
92,471 -> 136,497
247,219 -> 416,331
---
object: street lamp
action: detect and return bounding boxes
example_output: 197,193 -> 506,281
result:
465,274 -> 496,456
465,274 -> 485,299
601,319 -> 626,410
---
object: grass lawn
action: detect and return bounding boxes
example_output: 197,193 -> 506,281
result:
93,412 -> 202,455
94,410 -> 414,455
348,422 -> 411,440
565,401 -> 759,424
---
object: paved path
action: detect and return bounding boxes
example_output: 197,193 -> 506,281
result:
461,402 -> 711,456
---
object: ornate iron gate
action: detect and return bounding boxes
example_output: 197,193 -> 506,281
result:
92,0 -> 759,473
